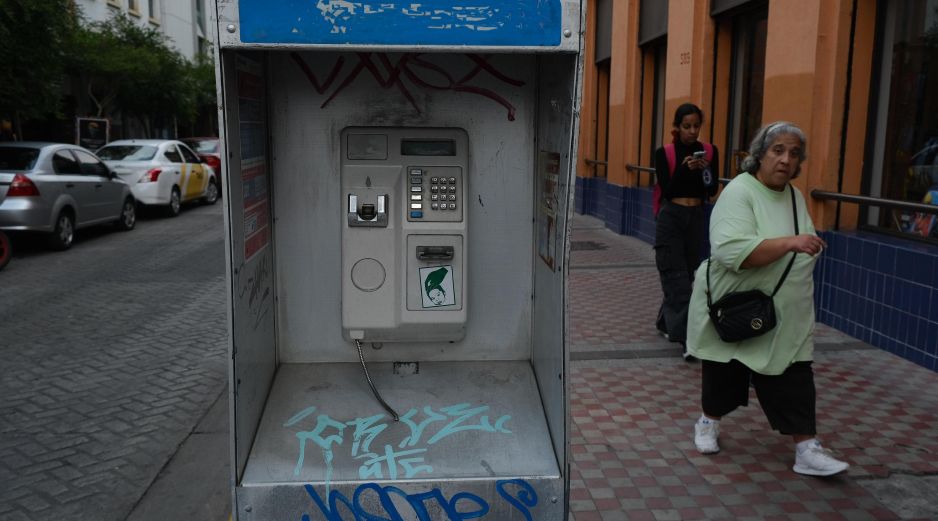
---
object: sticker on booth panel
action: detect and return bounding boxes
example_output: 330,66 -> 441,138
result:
420,265 -> 456,308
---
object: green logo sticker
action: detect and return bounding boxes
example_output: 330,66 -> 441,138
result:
419,265 -> 456,308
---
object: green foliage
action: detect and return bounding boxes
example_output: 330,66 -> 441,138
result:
70,14 -> 216,133
0,4 -> 216,138
0,0 -> 79,120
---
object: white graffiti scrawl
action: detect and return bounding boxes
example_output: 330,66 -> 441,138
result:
315,1 -> 503,34
284,403 -> 512,486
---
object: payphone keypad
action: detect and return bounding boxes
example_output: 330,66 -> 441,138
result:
407,167 -> 463,222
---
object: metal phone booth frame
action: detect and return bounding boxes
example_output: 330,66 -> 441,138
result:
213,2 -> 584,519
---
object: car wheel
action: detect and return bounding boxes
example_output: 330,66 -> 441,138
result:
0,231 -> 11,270
202,179 -> 219,205
47,210 -> 75,251
165,187 -> 181,217
116,197 -> 136,230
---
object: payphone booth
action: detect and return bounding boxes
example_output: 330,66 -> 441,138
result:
214,2 -> 584,519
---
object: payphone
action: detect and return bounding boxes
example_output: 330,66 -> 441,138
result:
215,0 -> 583,519
342,128 -> 468,343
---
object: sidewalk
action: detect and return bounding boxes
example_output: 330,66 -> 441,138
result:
567,214 -> 938,521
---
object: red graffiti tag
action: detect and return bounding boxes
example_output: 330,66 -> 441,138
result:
290,52 -> 524,121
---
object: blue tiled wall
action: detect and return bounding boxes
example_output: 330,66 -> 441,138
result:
576,176 -> 605,219
575,176 -> 938,372
576,176 -> 711,248
630,187 -> 656,244
815,231 -> 938,371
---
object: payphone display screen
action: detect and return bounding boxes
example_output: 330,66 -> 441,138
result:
401,139 -> 456,156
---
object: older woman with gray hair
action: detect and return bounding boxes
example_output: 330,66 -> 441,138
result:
685,121 -> 849,476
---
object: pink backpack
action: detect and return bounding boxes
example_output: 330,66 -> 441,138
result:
653,142 -> 714,216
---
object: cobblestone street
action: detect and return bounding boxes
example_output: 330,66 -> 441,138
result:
0,204 -> 228,521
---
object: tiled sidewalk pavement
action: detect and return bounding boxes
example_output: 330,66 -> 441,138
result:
567,214 -> 938,521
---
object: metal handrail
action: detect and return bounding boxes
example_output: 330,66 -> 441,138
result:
625,164 -> 655,173
584,158 -> 608,166
625,163 -> 655,186
625,163 -> 734,188
811,190 -> 938,215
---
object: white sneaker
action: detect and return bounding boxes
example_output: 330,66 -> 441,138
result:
793,440 -> 849,476
694,419 -> 720,454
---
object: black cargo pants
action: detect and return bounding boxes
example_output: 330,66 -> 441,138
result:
654,202 -> 705,344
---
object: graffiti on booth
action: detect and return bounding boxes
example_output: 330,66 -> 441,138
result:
284,403 -> 512,485
236,249 -> 272,331
291,52 -> 525,121
300,478 -> 538,521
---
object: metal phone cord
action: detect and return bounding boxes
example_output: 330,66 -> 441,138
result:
355,339 -> 400,421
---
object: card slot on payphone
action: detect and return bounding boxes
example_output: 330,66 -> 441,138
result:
416,245 -> 454,261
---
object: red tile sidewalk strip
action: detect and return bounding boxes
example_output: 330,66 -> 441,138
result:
567,214 -> 938,520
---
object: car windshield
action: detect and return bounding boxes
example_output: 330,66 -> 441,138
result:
182,140 -> 218,154
0,147 -> 40,170
97,145 -> 158,161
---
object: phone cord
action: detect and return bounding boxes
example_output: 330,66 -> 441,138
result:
355,339 -> 400,421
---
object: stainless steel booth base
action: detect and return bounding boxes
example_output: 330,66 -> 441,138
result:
236,360 -> 564,520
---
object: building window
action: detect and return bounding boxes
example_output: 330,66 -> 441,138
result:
650,41 -> 667,160
195,0 -> 206,33
128,0 -> 140,15
866,0 -> 938,240
725,4 -> 768,177
593,58 -> 611,178
148,0 -> 160,23
107,0 -> 121,8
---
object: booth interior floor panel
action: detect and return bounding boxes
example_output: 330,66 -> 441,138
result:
241,360 -> 561,485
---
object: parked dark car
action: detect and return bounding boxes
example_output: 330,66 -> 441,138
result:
0,142 -> 136,250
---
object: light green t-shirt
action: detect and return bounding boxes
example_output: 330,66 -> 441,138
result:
686,173 -> 819,375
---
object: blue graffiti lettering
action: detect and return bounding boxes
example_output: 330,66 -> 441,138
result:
355,445 -> 432,479
496,479 -> 538,521
426,403 -> 512,444
303,484 -> 358,521
352,482 -> 403,521
348,414 -> 388,455
286,406 -> 318,427
398,406 -> 447,448
447,492 -> 489,520
302,481 -> 519,521
285,403 -> 512,483
294,414 -> 348,496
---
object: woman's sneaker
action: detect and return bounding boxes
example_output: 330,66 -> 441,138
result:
694,418 -> 720,454
793,440 -> 849,476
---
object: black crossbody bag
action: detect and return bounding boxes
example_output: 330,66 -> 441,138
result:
705,186 -> 798,343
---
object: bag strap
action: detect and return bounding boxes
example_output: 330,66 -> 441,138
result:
770,187 -> 799,297
655,144 -> 677,217
706,185 -> 799,308
664,143 -> 676,174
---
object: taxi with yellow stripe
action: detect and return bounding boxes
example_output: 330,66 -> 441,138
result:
97,139 -> 219,217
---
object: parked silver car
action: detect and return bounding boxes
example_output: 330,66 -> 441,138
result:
0,142 -> 136,250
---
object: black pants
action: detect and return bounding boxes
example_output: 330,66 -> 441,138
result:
654,203 -> 704,343
701,359 -> 817,435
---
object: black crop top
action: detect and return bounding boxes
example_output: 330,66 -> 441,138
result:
654,141 -> 720,200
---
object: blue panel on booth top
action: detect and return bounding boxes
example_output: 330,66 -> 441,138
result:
239,0 -> 563,46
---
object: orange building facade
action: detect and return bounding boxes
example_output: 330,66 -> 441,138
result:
574,0 -> 938,371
